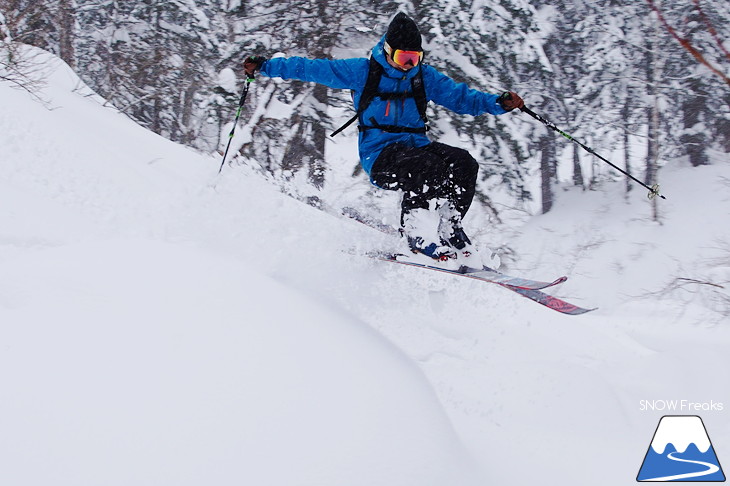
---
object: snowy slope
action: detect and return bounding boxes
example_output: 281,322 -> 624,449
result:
2,48 -> 729,486
0,48 -> 478,486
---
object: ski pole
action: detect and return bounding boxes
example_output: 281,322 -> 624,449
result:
218,75 -> 254,174
521,106 -> 666,200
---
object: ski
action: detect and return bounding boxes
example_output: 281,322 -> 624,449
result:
344,207 -> 595,315
500,285 -> 595,316
371,253 -> 595,315
343,207 -> 564,288
372,252 -> 568,291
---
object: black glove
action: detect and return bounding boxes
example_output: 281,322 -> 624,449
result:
243,56 -> 266,78
498,91 -> 525,111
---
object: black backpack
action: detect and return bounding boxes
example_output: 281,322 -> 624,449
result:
330,57 -> 429,137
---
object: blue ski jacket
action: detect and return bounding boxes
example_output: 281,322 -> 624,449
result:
260,36 -> 508,179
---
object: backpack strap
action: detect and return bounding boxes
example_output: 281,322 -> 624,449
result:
330,57 -> 384,137
359,57 -> 386,113
411,66 -> 428,125
360,118 -> 428,134
329,112 -> 359,138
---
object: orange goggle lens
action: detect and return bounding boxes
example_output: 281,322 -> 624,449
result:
393,49 -> 423,67
385,42 -> 423,68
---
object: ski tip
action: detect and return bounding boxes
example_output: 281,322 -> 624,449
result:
568,306 -> 598,316
540,304 -> 597,316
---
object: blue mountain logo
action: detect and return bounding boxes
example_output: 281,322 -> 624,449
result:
638,415 -> 725,482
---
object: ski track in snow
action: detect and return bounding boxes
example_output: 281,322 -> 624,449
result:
2,47 -> 730,486
643,452 -> 720,481
650,452 -> 720,481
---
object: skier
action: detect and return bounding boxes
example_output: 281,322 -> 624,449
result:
244,12 -> 524,261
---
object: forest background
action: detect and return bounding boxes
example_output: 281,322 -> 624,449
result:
1,0 -> 728,222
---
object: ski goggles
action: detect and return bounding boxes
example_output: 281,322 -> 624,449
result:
384,42 -> 423,68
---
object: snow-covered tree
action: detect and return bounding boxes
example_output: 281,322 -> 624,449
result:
0,9 -> 9,42
4,0 -> 728,221
0,5 -> 44,96
73,0 -> 225,147
403,0 -> 539,217
223,0 -> 402,201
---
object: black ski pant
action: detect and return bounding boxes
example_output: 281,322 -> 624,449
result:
370,142 -> 479,224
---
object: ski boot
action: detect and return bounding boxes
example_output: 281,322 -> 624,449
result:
438,205 -> 478,261
401,208 -> 455,262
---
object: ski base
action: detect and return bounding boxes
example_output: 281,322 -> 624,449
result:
500,285 -> 595,316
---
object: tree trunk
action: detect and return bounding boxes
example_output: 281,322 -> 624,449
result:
681,78 -> 708,167
57,0 -> 75,68
622,93 -> 633,197
572,143 -> 584,189
646,3 -> 663,222
540,135 -> 556,214
307,82 -> 328,188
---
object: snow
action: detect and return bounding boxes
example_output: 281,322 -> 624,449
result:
2,46 -> 729,485
1,239 -> 474,485
217,67 -> 237,93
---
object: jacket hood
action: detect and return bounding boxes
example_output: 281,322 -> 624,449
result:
371,35 -> 422,81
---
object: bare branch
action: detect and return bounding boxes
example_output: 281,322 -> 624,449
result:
694,0 -> 730,61
645,0 -> 730,86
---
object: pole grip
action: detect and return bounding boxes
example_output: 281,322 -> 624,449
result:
520,106 -> 537,118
